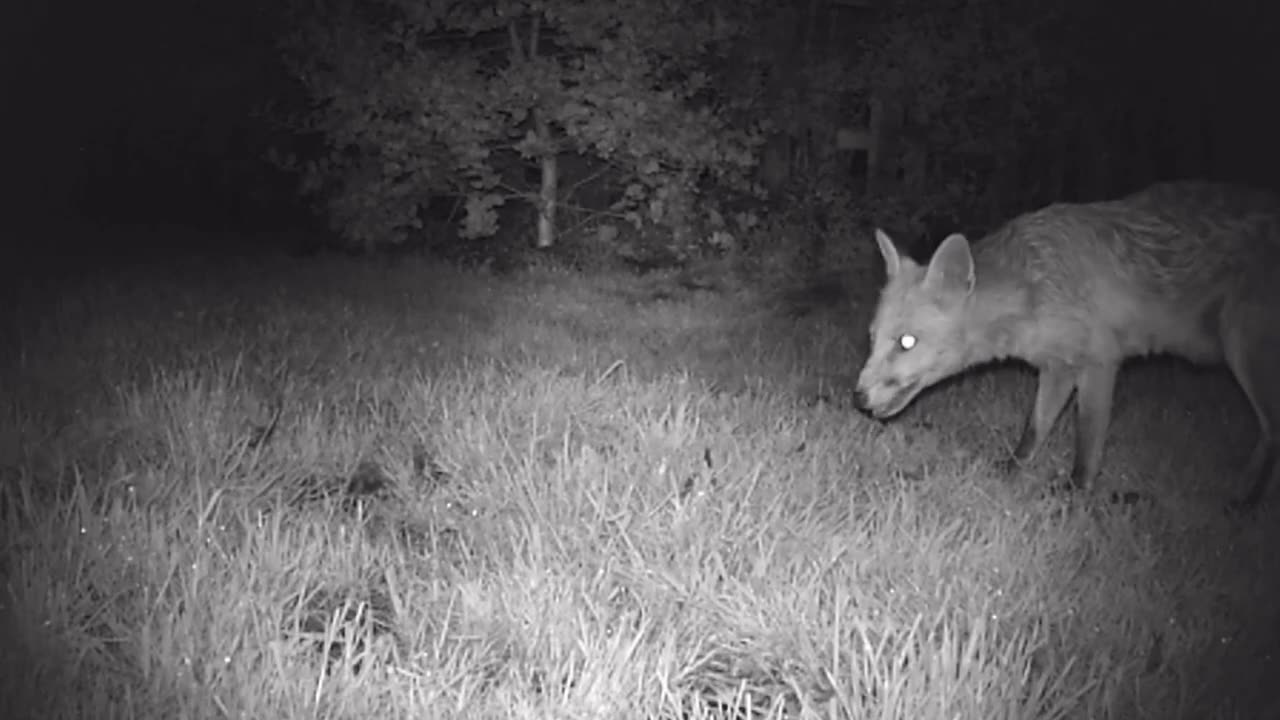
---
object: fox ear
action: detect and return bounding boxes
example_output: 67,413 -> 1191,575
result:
924,233 -> 975,296
874,228 -> 902,278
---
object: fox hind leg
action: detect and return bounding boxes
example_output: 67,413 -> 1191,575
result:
1070,362 -> 1120,490
1224,321 -> 1280,510
1233,436 -> 1278,511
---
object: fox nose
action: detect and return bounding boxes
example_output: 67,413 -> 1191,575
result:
853,386 -> 870,411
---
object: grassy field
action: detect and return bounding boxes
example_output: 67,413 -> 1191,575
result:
2,232 -> 1278,719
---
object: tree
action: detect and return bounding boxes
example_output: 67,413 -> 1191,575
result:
279,0 -> 765,252
847,0 -> 1076,218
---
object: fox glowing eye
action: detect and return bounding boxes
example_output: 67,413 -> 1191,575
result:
898,334 -> 917,351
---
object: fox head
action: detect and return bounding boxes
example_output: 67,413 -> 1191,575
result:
855,229 -> 976,419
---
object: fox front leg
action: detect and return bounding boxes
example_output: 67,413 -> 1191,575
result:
1001,366 -> 1076,477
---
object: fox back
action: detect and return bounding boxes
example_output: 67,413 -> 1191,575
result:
855,182 -> 1280,503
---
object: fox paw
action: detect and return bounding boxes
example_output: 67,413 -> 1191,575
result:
1045,474 -> 1080,497
997,456 -> 1026,478
1108,490 -> 1144,506
1225,496 -> 1261,518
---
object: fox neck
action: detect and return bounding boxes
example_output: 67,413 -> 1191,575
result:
954,282 -> 1031,368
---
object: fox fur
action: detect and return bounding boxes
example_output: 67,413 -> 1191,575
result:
854,181 -> 1280,506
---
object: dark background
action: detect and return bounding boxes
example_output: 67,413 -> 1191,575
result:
6,0 -> 1279,258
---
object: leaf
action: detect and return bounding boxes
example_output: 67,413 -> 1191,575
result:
281,0 -> 767,249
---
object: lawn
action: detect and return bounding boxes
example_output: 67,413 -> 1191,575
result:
2,231 -> 1277,719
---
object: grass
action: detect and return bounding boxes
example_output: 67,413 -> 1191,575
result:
2,237 -> 1278,719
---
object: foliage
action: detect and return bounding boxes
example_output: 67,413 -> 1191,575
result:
278,0 -> 766,250
852,0 -> 1075,151
845,0 -> 1079,218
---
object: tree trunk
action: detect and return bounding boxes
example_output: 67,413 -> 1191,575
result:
534,114 -> 557,249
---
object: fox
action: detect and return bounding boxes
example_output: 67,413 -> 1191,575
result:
854,181 -> 1280,508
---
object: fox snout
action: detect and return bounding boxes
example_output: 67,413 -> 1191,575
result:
854,393 -> 893,421
854,385 -> 894,420
853,386 -> 873,415
854,376 -> 902,420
